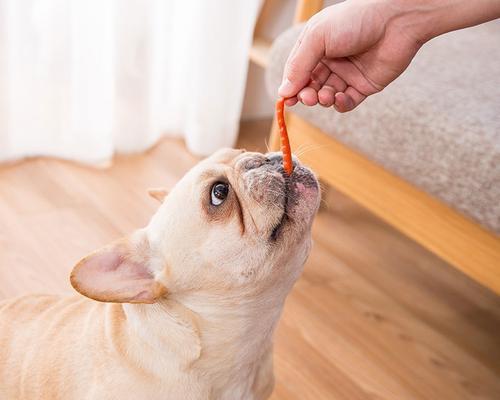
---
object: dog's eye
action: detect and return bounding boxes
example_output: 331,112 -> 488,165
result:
211,182 -> 229,206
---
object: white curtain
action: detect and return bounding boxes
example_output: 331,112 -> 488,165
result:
0,0 -> 260,164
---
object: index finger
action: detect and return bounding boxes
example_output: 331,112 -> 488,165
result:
278,26 -> 325,98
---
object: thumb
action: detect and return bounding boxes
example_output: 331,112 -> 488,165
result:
278,27 -> 325,98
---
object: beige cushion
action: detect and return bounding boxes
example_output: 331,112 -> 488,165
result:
266,21 -> 500,234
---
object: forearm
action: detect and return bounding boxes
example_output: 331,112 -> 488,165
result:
385,0 -> 500,43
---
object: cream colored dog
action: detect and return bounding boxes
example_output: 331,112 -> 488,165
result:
0,148 -> 320,400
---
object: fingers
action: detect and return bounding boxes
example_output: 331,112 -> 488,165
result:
296,63 -> 330,106
317,86 -> 336,107
284,97 -> 298,107
309,62 -> 331,89
279,35 -> 375,112
318,73 -> 347,107
333,87 -> 366,112
286,85 -> 366,112
298,87 -> 318,106
322,58 -> 381,97
285,69 -> 366,112
278,25 -> 325,99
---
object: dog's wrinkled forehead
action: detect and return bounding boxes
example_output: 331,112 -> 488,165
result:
196,149 -> 282,201
185,148 -> 284,236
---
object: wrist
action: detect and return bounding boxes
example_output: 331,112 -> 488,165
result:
385,0 -> 446,45
387,0 -> 500,44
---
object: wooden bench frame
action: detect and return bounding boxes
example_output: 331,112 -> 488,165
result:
249,0 -> 500,294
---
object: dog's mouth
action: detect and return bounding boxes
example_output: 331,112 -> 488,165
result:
268,161 -> 320,242
238,152 -> 319,243
269,177 -> 290,242
270,212 -> 287,242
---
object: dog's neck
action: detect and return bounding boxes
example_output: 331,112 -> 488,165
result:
121,270 -> 297,382
180,287 -> 288,362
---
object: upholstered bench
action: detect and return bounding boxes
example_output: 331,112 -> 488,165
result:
264,20 -> 500,293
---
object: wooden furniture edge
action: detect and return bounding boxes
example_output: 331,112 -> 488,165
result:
293,0 -> 323,23
270,112 -> 500,295
249,36 -> 272,68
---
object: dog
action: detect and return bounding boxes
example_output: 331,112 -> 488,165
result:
0,148 -> 320,400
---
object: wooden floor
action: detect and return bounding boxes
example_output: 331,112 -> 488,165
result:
0,120 -> 499,399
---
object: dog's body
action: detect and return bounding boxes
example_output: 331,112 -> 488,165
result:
0,149 -> 319,400
0,294 -> 276,399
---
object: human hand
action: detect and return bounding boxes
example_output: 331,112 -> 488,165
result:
278,0 -> 423,112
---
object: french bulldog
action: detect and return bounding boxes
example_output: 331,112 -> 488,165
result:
0,148 -> 320,400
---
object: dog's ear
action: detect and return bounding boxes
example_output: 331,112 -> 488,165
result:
148,188 -> 169,203
70,232 -> 167,304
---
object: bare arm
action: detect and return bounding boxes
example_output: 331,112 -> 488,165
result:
278,0 -> 500,112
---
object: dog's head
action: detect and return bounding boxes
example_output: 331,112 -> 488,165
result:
70,149 -> 320,303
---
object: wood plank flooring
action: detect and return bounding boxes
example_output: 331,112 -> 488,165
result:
0,120 -> 499,399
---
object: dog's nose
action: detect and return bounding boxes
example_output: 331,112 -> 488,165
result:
266,153 -> 282,165
242,156 -> 268,171
265,152 -> 298,169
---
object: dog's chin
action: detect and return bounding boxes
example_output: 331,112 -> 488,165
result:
269,165 -> 320,242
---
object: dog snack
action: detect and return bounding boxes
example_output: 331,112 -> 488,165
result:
276,97 -> 293,175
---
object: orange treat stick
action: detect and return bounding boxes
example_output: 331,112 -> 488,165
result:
275,97 -> 293,175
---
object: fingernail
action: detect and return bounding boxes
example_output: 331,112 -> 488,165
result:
278,78 -> 293,96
